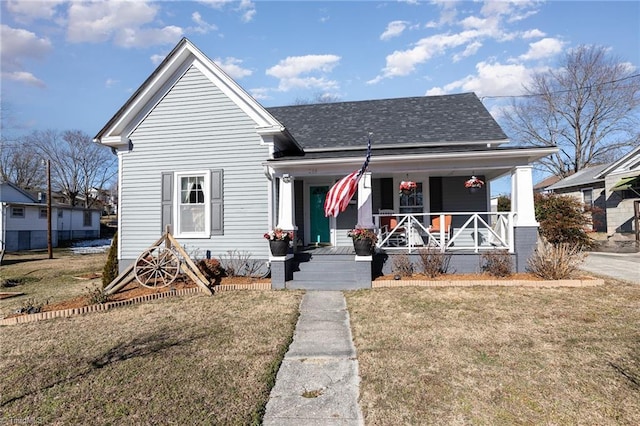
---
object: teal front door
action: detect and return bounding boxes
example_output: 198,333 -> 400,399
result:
310,186 -> 330,245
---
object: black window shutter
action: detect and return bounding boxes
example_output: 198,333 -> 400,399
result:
161,172 -> 173,234
211,169 -> 223,235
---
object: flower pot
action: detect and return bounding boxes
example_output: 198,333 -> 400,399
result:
468,186 -> 482,194
353,238 -> 374,256
269,239 -> 290,256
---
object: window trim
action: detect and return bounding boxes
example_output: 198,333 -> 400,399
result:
83,210 -> 93,227
10,206 -> 25,218
174,170 -> 211,238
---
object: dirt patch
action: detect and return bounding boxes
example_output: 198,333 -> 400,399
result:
34,276 -> 271,314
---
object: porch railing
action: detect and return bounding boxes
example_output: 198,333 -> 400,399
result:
373,212 -> 515,253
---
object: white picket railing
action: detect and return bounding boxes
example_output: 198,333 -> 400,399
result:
373,212 -> 515,253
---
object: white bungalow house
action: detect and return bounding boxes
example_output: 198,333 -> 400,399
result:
0,181 -> 101,252
94,38 -> 557,289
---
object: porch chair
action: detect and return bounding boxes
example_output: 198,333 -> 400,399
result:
429,215 -> 452,243
378,210 -> 407,247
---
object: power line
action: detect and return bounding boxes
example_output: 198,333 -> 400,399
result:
480,73 -> 640,101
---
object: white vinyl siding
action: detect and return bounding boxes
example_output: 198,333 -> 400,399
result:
120,65 -> 271,263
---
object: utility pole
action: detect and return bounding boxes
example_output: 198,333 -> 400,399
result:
47,159 -> 52,259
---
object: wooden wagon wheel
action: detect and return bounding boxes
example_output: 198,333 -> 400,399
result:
134,246 -> 180,288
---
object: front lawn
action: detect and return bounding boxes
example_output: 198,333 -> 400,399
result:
0,291 -> 301,424
347,282 -> 640,425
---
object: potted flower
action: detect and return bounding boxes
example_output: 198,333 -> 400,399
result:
347,228 -> 378,255
264,228 -> 293,256
399,180 -> 417,195
464,176 -> 484,193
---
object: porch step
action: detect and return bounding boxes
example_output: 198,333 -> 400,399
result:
287,250 -> 369,290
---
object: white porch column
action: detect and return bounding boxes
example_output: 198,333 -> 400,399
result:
511,166 -> 538,226
357,171 -> 375,229
276,175 -> 296,230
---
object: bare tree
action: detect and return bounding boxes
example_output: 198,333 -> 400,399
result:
293,92 -> 341,105
502,45 -> 640,177
25,129 -> 117,207
0,139 -> 46,189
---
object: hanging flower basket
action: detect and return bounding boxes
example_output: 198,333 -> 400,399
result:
399,180 -> 417,195
464,176 -> 484,193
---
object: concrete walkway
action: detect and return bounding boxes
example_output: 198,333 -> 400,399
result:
263,291 -> 364,426
580,251 -> 640,284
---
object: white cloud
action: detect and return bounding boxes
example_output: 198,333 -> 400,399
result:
453,41 -> 482,62
105,78 -> 119,88
522,29 -> 545,39
191,11 -> 218,34
249,87 -> 270,101
380,21 -> 409,41
198,0 -> 234,9
66,1 -> 182,47
369,30 -> 481,83
519,37 -> 565,61
5,0 -> 65,22
150,53 -> 166,66
266,54 -> 341,91
427,61 -> 537,97
238,0 -> 256,23
214,57 -> 252,79
2,71 -> 46,88
0,25 -> 51,87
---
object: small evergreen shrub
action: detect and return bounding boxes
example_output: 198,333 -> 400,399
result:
102,232 -> 118,289
527,240 -> 586,280
391,254 -> 414,277
480,250 -> 513,277
497,195 -> 511,212
418,247 -> 451,278
534,193 -> 595,249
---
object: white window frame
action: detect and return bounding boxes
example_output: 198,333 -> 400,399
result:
174,170 -> 210,238
582,187 -> 594,209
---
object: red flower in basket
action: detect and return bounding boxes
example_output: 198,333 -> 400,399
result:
464,176 -> 484,189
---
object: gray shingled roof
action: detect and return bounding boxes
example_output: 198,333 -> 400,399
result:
547,164 -> 610,190
266,92 -> 507,151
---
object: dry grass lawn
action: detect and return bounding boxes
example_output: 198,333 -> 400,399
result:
1,250 -> 107,317
0,291 -> 301,424
347,281 -> 640,425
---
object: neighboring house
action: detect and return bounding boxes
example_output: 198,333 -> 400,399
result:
547,146 -> 640,237
0,181 -> 101,252
533,174 -> 563,194
545,164 -> 610,232
594,146 -> 640,237
94,38 -> 557,289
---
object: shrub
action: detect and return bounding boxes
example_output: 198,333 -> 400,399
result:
85,285 -> 111,304
496,195 -> 511,212
391,254 -> 413,277
220,250 -> 265,278
480,250 -> 513,277
534,193 -> 596,249
418,247 -> 451,278
527,240 -> 586,280
197,258 -> 223,281
102,232 -> 118,289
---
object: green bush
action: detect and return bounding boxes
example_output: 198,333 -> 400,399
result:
102,232 -> 118,289
496,195 -> 511,212
534,193 -> 595,249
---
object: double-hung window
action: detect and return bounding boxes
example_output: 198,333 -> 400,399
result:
176,171 -> 210,237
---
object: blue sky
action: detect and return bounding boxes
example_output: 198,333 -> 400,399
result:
1,0 -> 639,193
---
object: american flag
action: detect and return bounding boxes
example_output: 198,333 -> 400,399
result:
324,136 -> 372,217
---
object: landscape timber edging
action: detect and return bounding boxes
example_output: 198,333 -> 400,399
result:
1,281 -> 272,326
372,278 -> 605,288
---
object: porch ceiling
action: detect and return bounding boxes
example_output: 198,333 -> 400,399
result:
265,146 -> 558,181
